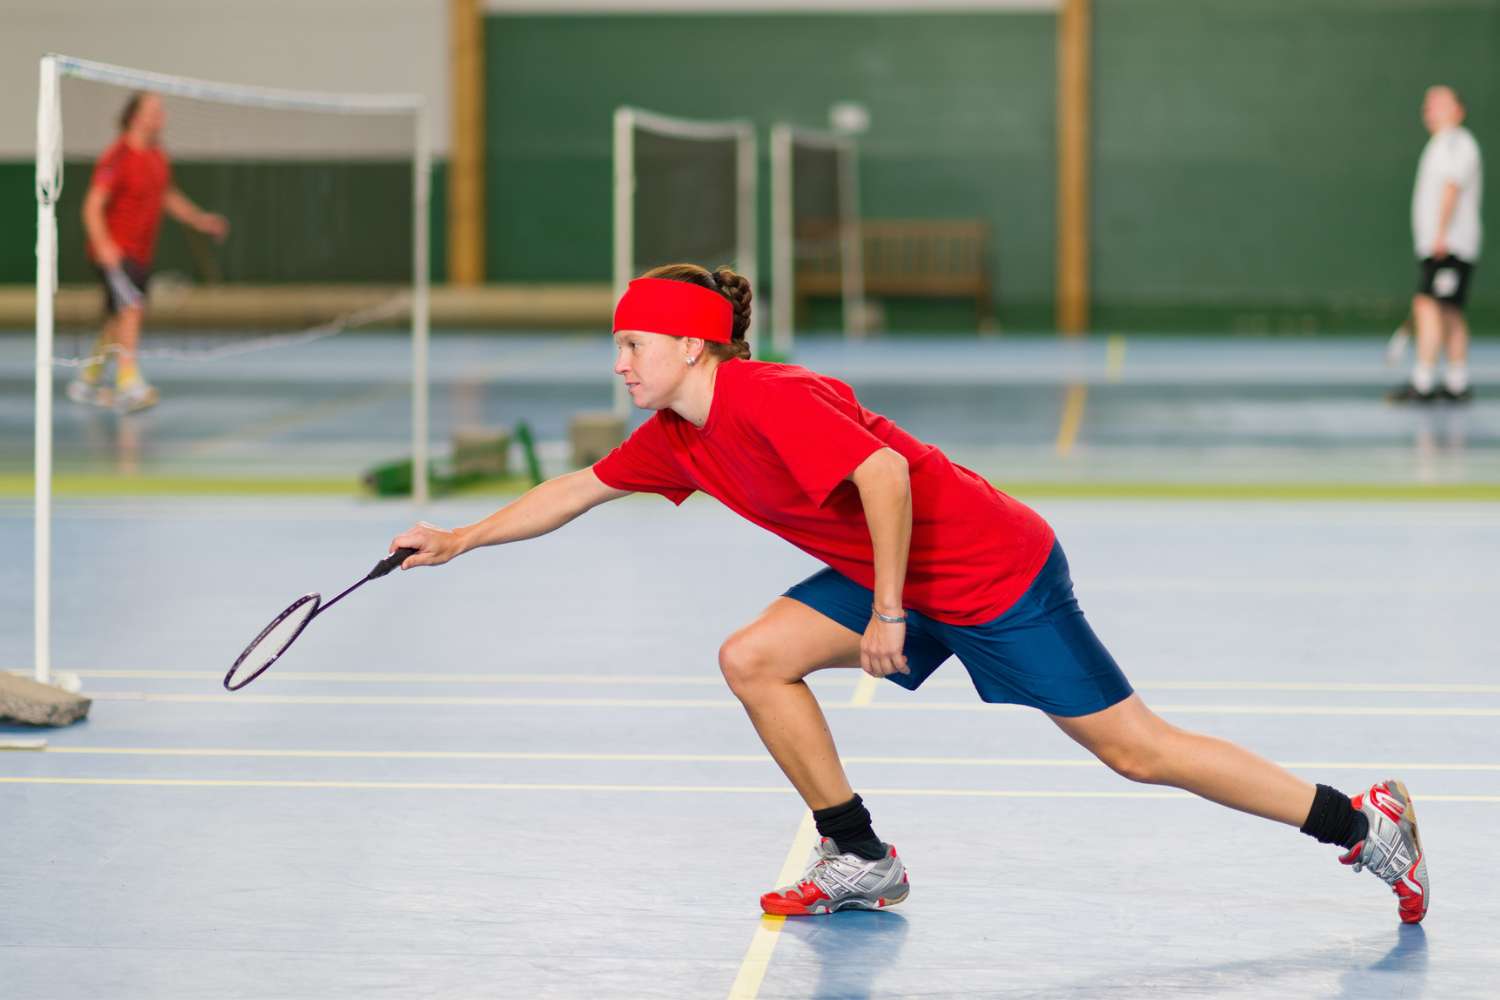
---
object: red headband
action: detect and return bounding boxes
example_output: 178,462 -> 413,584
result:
612,277 -> 733,344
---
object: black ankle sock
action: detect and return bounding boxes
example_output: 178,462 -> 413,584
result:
812,794 -> 886,861
1299,783 -> 1370,850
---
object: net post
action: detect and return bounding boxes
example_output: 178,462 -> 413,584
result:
33,55 -> 61,686
412,102 -> 432,506
735,123 -> 758,346
611,107 -> 633,417
837,135 -> 867,340
769,124 -> 793,358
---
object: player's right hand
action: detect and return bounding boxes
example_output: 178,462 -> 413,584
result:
389,521 -> 466,569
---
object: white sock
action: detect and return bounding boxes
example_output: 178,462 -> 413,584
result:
1411,363 -> 1436,394
1445,364 -> 1469,394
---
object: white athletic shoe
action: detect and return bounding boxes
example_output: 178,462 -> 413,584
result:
760,838 -> 909,915
66,378 -> 114,408
1340,779 -> 1429,924
114,380 -> 160,414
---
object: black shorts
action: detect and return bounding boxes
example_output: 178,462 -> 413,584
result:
94,258 -> 151,315
1417,256 -> 1475,309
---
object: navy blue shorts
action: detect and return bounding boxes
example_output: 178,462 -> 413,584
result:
783,541 -> 1133,717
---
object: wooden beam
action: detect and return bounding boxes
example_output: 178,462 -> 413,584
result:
1056,0 -> 1091,335
449,0 -> 485,285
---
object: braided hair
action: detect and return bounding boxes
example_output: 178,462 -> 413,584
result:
640,263 -> 752,361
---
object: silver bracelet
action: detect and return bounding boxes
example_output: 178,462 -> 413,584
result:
873,609 -> 907,624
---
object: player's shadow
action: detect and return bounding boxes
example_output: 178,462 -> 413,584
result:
778,909 -> 910,1000
1334,924 -> 1428,999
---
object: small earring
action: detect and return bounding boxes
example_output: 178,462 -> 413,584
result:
685,355 -> 698,366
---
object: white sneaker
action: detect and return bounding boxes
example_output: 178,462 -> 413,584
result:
115,380 -> 160,413
760,838 -> 909,915
66,378 -> 114,408
1340,779 -> 1429,924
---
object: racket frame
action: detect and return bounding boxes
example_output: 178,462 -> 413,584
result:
224,592 -> 322,691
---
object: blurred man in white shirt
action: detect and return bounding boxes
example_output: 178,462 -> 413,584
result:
1390,86 -> 1483,403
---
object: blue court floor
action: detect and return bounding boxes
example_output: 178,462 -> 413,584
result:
4,331 -> 1500,487
3,496 -> 1499,998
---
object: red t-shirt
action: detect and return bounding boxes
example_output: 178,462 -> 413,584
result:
593,360 -> 1055,626
88,139 -> 171,266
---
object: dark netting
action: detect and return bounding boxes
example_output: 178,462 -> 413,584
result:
52,73 -> 415,361
632,128 -> 739,271
791,140 -> 844,281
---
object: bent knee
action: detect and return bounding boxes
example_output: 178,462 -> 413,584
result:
718,631 -> 782,694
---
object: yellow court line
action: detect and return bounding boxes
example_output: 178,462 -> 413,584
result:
82,691 -> 1500,717
25,747 -> 1500,772
727,811 -> 817,1000
849,672 -> 880,707
730,665 -> 887,996
3,777 -> 1499,804
1105,334 -> 1126,381
1055,382 -> 1088,457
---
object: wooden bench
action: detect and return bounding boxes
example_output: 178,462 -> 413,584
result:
795,219 -> 995,330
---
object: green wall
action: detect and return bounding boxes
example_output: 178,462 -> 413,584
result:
1093,0 -> 1500,331
489,4 -> 1498,331
486,12 -> 1057,328
0,159 -> 447,284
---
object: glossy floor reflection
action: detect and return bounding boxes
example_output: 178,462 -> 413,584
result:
4,498 -> 1499,998
4,332 -> 1500,487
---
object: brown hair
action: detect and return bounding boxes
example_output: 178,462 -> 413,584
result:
118,92 -> 148,132
640,263 -> 752,362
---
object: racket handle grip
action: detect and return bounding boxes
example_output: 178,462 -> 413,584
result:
371,547 -> 419,579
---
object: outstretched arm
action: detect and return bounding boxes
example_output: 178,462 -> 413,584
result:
389,468 -> 630,569
164,187 -> 229,240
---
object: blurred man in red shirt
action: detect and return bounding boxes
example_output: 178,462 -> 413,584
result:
70,92 -> 228,412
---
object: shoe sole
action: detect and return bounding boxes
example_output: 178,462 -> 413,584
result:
1389,779 -> 1428,923
762,886 -> 909,917
117,395 -> 159,414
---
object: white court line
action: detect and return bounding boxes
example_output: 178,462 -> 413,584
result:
81,691 -> 1500,717
2,776 -> 1498,803
26,669 -> 1500,696
727,812 -> 817,1000
22,746 -> 1500,772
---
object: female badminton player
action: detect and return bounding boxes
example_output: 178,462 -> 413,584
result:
390,264 -> 1428,923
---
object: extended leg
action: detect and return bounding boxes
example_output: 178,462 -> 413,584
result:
1441,304 -> 1471,399
1048,693 -> 1315,824
1408,293 -> 1444,395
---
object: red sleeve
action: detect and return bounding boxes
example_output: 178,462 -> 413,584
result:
755,378 -> 885,506
90,147 -> 122,196
592,413 -> 695,505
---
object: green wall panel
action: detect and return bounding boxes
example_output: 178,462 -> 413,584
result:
0,159 -> 448,285
1093,0 -> 1500,329
486,13 -> 1057,326
0,162 -> 32,283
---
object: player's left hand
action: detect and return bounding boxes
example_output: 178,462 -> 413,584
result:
198,212 -> 230,242
861,614 -> 910,678
1432,235 -> 1448,260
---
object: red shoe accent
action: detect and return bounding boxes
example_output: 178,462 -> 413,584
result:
1338,842 -> 1363,867
760,880 -> 831,916
1367,783 -> 1406,824
1393,857 -> 1428,924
